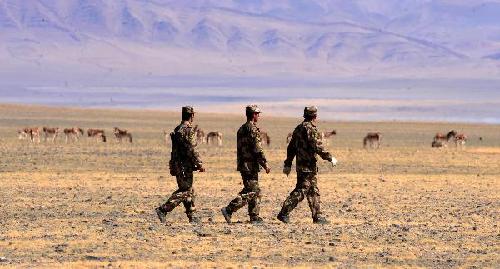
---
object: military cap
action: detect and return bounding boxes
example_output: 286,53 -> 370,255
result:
182,106 -> 195,114
303,106 -> 318,117
246,105 -> 261,114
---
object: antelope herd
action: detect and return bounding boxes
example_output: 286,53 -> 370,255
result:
16,125 -> 470,149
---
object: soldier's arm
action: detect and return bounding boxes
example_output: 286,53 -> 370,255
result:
186,128 -> 203,169
250,126 -> 268,169
284,130 -> 297,167
309,126 -> 332,161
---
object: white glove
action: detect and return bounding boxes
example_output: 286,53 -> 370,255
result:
330,157 -> 338,167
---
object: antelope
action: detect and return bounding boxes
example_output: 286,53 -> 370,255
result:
207,132 -> 223,146
260,132 -> 271,146
193,125 -> 206,144
113,127 -> 132,143
454,133 -> 467,149
87,129 -> 107,142
434,130 -> 457,143
363,132 -> 381,149
320,130 -> 337,146
18,127 -> 41,143
42,127 -> 60,143
63,127 -> 84,143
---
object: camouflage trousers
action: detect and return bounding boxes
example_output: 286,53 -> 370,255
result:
160,170 -> 196,218
279,172 -> 322,219
226,172 -> 261,217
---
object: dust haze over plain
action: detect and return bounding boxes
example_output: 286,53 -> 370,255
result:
0,0 -> 499,123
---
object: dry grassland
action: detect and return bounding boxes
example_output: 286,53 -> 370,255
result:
0,104 -> 499,268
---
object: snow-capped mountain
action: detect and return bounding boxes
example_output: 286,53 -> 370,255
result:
1,0 -> 499,85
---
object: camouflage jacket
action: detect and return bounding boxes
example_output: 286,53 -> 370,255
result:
237,121 -> 268,173
170,121 -> 203,172
284,121 -> 332,172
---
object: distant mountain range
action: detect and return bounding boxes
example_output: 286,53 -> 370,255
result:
1,0 -> 499,85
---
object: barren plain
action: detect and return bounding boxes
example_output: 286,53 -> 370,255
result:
0,104 -> 499,268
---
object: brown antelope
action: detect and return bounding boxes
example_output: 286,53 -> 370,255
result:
363,132 -> 381,149
64,127 -> 84,143
113,127 -> 132,143
320,130 -> 337,146
434,130 -> 457,143
43,127 -> 60,143
286,133 -> 293,144
454,133 -> 467,148
17,127 -> 40,143
193,125 -> 206,144
260,131 -> 271,146
87,129 -> 107,142
207,132 -> 223,146
18,127 -> 41,143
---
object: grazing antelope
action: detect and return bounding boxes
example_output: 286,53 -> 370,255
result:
19,127 -> 41,143
454,133 -> 467,148
260,131 -> 271,146
207,132 -> 223,146
193,125 -> 206,144
87,128 -> 107,142
42,127 -> 60,143
434,130 -> 457,143
286,133 -> 293,144
113,127 -> 133,143
363,132 -> 381,149
320,130 -> 337,146
64,127 -> 84,143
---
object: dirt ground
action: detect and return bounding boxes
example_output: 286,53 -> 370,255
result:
0,104 -> 499,268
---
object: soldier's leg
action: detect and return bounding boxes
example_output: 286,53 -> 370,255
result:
226,172 -> 259,214
178,171 -> 196,219
159,189 -> 186,213
278,172 -> 310,217
305,173 -> 323,219
245,173 -> 261,219
159,172 -> 193,214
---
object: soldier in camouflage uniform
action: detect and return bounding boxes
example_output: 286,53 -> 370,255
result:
221,105 -> 270,224
277,106 -> 337,224
156,106 -> 205,224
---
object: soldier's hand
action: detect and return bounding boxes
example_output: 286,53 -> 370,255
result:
330,157 -> 338,167
198,166 -> 206,172
265,166 -> 271,174
283,166 -> 291,176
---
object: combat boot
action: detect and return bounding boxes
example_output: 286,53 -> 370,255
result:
250,216 -> 264,224
277,213 -> 290,224
221,207 -> 232,224
155,207 -> 167,224
313,216 -> 330,224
